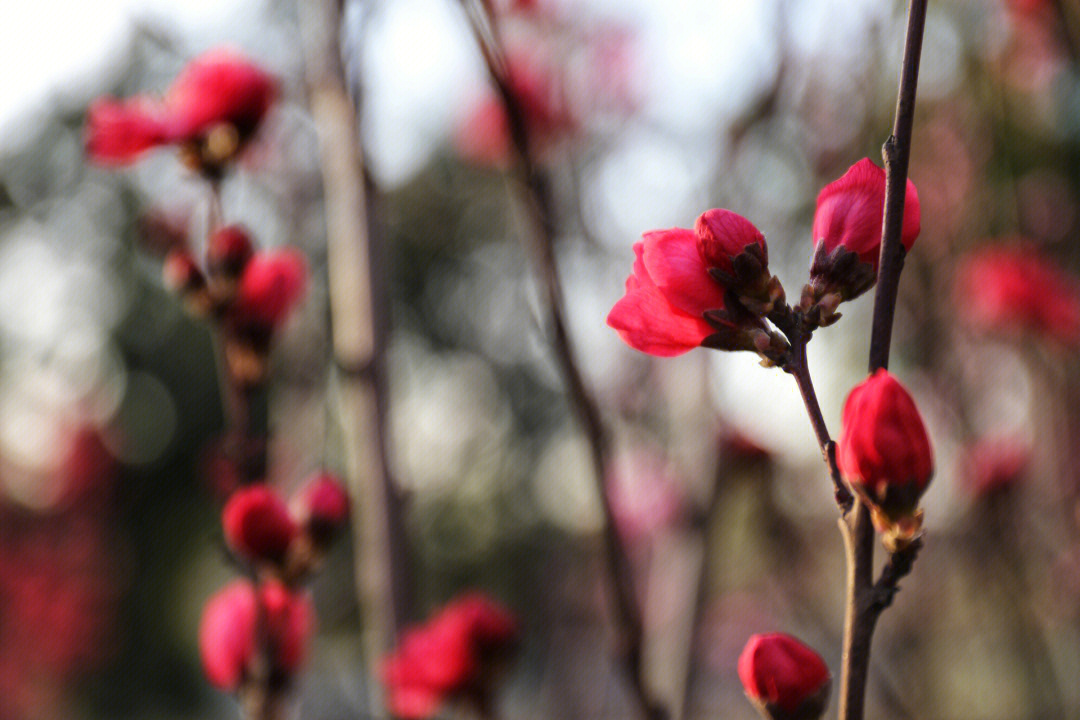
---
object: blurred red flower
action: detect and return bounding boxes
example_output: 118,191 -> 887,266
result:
86,48 -> 276,171
380,593 -> 518,719
455,55 -> 575,166
960,436 -> 1032,498
229,248 -> 308,333
954,244 -> 1080,347
291,472 -> 350,547
222,484 -> 298,564
198,579 -> 313,691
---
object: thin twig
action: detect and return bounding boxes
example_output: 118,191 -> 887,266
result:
839,3 -> 928,719
786,337 -> 852,509
458,3 -> 664,718
297,0 -> 413,663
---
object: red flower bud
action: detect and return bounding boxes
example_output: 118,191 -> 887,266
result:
953,244 -> 1080,347
837,369 -> 933,544
162,249 -> 206,295
86,48 -> 276,169
206,225 -> 255,280
380,593 -> 518,719
813,158 -> 920,270
608,210 -> 780,357
198,580 -> 313,691
694,208 -> 767,275
230,248 -> 308,332
291,472 -> 350,546
802,159 -> 920,319
738,633 -> 830,720
222,484 -> 298,564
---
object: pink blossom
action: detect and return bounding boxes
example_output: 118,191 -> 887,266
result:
221,484 -> 298,564
380,593 -> 518,719
954,244 -> 1080,347
229,248 -> 308,332
608,209 -> 768,356
198,580 -> 313,691
738,633 -> 831,718
86,48 -> 276,168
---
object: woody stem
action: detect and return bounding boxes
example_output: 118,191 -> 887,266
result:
786,336 -> 851,510
459,3 -> 665,719
839,2 -> 928,720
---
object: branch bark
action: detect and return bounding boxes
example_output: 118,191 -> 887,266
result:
839,3 -> 928,719
458,3 -> 664,718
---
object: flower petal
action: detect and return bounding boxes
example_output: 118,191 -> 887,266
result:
607,283 -> 714,357
84,97 -> 168,165
640,228 -> 726,317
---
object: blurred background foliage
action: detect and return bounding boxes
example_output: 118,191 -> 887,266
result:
2,0 -> 1080,718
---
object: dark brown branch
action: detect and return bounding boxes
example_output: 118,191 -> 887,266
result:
840,3 -> 928,720
786,337 -> 853,510
866,0 -> 927,372
459,3 -> 664,719
298,0 -> 413,661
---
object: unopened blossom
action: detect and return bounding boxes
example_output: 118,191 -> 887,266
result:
607,209 -> 783,357
198,580 -> 313,691
222,484 -> 297,564
837,369 -> 934,547
954,244 -> 1080,347
291,472 -> 351,547
162,248 -> 211,317
229,248 -> 308,334
380,593 -> 518,719
85,48 -> 276,174
206,225 -> 255,281
738,633 -> 831,720
802,159 -> 920,322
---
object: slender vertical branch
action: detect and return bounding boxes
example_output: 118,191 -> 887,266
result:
297,0 -> 413,667
458,3 -> 664,719
866,0 -> 928,372
839,3 -> 928,720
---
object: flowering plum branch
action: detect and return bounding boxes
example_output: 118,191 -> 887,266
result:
605,2 -> 932,718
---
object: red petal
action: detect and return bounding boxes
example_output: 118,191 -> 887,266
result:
640,228 -> 726,317
607,284 -> 713,356
694,209 -> 767,271
84,97 -> 168,165
162,48 -> 277,141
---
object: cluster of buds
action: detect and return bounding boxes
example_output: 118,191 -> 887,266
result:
607,158 -> 921,364
221,473 -> 350,582
86,48 -> 305,386
605,208 -> 788,362
200,473 -> 350,698
163,224 -> 308,386
85,48 -> 276,178
837,370 -> 934,550
738,633 -> 831,720
380,593 -> 519,719
607,156 -> 935,548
